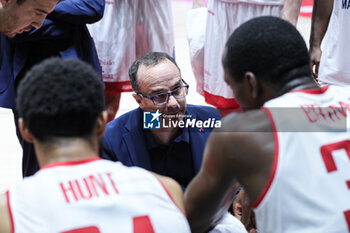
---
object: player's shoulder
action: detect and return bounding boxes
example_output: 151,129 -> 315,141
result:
209,109 -> 275,168
187,104 -> 222,119
0,192 -> 11,233
218,109 -> 271,133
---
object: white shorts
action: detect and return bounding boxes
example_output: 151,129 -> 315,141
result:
88,0 -> 174,93
188,0 -> 283,108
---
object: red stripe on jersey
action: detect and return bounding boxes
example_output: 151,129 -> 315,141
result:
62,226 -> 100,233
6,191 -> 14,233
155,177 -> 186,217
207,10 -> 215,15
290,86 -> 329,95
345,210 -> 350,231
104,81 -> 133,94
40,158 -> 101,170
252,108 -> 279,208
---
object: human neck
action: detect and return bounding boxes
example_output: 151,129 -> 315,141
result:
35,138 -> 99,168
150,127 -> 180,145
255,77 -> 318,109
279,77 -> 318,94
265,77 -> 317,99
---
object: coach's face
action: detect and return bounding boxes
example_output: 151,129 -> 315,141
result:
133,59 -> 187,119
0,0 -> 57,38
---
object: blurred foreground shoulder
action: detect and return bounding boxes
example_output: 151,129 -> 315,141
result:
153,173 -> 185,213
0,192 -> 11,233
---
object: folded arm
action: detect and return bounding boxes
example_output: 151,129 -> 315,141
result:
184,130 -> 239,233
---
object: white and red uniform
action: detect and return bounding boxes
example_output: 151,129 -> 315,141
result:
88,0 -> 174,94
254,86 -> 350,232
187,0 -> 283,109
318,0 -> 350,86
6,158 -> 190,233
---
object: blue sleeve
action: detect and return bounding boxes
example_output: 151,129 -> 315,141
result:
12,19 -> 70,43
47,0 -> 105,24
100,136 -> 118,161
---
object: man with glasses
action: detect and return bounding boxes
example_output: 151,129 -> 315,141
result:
101,52 -> 222,190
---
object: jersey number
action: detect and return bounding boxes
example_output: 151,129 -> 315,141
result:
320,140 -> 350,231
61,215 -> 155,233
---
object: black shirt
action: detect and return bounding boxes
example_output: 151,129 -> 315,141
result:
144,128 -> 195,189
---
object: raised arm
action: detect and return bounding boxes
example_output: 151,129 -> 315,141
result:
12,19 -> 69,42
0,193 -> 11,233
184,130 -> 239,233
309,0 -> 333,79
282,0 -> 302,26
12,0 -> 104,42
47,0 -> 105,24
184,111 -> 275,233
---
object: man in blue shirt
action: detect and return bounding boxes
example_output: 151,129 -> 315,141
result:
0,0 -> 104,177
102,52 -> 222,189
0,0 -> 58,80
0,0 -> 58,38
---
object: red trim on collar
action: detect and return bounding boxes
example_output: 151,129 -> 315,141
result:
40,158 -> 101,170
290,86 -> 329,95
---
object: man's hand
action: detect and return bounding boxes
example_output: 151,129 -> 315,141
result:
233,188 -> 256,232
309,46 -> 322,81
308,0 -> 334,82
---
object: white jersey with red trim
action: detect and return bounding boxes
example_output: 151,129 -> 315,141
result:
318,0 -> 350,86
255,86 -> 350,232
7,158 -> 190,233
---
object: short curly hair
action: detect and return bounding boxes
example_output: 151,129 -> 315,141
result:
223,16 -> 312,88
16,58 -> 104,142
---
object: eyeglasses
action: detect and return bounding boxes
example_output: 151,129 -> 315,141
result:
137,79 -> 189,106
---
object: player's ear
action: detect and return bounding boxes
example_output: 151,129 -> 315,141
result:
132,93 -> 143,107
18,118 -> 34,143
245,72 -> 259,100
96,110 -> 107,137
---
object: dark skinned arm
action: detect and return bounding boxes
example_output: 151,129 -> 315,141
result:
309,0 -> 333,79
184,110 -> 275,233
184,130 -> 239,233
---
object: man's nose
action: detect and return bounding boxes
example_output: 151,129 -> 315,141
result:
166,94 -> 179,108
32,17 -> 46,29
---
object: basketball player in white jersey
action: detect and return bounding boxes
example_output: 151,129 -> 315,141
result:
185,16 -> 350,233
310,0 -> 350,86
0,58 -> 190,233
187,0 -> 302,116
